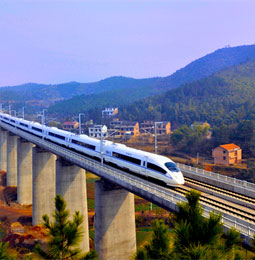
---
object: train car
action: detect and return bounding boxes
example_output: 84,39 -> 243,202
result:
0,112 -> 184,186
103,142 -> 184,186
68,134 -> 100,160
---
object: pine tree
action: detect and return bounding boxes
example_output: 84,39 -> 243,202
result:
134,219 -> 171,260
173,189 -> 241,259
34,194 -> 97,260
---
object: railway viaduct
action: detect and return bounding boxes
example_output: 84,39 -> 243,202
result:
0,118 -> 255,259
0,125 -> 137,260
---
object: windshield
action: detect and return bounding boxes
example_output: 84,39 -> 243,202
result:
165,162 -> 180,172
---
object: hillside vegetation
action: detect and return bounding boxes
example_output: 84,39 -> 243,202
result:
120,60 -> 255,127
3,44 -> 255,117
0,77 -> 161,102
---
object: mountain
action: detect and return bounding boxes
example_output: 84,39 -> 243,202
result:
47,44 -> 255,116
0,77 -> 161,102
119,60 -> 255,127
3,44 -> 255,117
154,44 -> 255,91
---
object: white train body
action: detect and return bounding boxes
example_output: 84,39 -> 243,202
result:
0,112 -> 184,186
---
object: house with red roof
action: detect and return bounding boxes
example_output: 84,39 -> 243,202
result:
62,121 -> 79,131
212,143 -> 242,165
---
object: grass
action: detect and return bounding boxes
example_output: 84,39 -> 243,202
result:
87,199 -> 95,210
135,203 -> 159,212
136,227 -> 152,247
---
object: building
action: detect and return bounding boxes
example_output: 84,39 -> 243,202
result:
140,121 -> 171,135
109,121 -> 140,138
102,107 -> 118,118
212,144 -> 242,165
88,125 -> 108,138
62,121 -> 79,131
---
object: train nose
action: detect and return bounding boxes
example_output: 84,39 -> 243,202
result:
173,172 -> 185,185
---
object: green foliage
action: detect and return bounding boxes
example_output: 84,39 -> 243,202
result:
80,250 -> 98,260
133,219 -> 171,260
5,45 -> 255,120
173,189 -> 242,260
34,194 -> 96,260
224,228 -> 242,251
120,59 -> 255,128
0,242 -> 16,260
170,123 -> 209,154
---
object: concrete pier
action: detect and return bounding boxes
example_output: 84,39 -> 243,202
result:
56,158 -> 90,253
7,133 -> 18,186
0,129 -> 7,171
17,139 -> 33,205
32,146 -> 56,225
95,180 -> 136,260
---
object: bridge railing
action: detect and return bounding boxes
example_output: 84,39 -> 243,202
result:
1,123 -> 255,241
176,163 -> 255,191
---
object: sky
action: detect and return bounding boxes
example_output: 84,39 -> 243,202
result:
0,0 -> 255,86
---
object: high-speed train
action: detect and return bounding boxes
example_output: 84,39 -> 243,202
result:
0,112 -> 184,186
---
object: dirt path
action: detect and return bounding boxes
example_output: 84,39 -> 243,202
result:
0,171 -> 32,223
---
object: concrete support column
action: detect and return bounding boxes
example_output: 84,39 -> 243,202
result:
32,146 -> 56,225
0,129 -> 7,171
17,139 -> 33,205
95,180 -> 136,260
56,158 -> 90,253
7,133 -> 18,186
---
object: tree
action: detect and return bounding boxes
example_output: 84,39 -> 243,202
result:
173,190 -> 241,259
34,194 -> 97,260
0,242 -> 17,260
134,219 -> 171,260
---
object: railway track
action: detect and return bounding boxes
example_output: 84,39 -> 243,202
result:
185,177 -> 255,206
173,183 -> 255,224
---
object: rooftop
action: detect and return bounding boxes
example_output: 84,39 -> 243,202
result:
219,143 -> 240,151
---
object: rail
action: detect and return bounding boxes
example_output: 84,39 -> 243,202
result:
1,123 -> 255,241
177,163 -> 255,191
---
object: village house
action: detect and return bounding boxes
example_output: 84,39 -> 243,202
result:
109,120 -> 140,138
88,125 -> 108,139
212,144 -> 242,165
102,107 -> 118,118
140,121 -> 171,135
62,121 -> 79,131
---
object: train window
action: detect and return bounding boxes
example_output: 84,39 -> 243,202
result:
71,139 -> 96,150
112,152 -> 141,165
20,122 -> 28,128
10,119 -> 15,123
165,162 -> 179,172
147,163 -> 167,174
32,126 -> 42,132
49,132 -> 65,140
3,117 -> 9,121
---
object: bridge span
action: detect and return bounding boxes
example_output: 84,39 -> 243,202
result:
0,118 -> 255,259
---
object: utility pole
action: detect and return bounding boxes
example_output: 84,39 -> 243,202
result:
154,121 -> 163,154
22,107 -> 25,120
42,109 -> 47,125
8,104 -> 11,115
196,152 -> 199,164
100,125 -> 107,165
78,113 -> 85,135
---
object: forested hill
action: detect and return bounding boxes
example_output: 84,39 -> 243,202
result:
119,60 -> 255,127
47,44 -> 255,117
153,44 -> 255,91
3,44 -> 255,106
0,77 -> 161,102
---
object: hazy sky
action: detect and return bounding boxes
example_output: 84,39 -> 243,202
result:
1,0 -> 255,86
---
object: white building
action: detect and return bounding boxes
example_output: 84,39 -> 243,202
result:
102,107 -> 118,118
88,125 -> 108,138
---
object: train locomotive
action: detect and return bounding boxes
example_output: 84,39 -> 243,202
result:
0,112 -> 184,186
